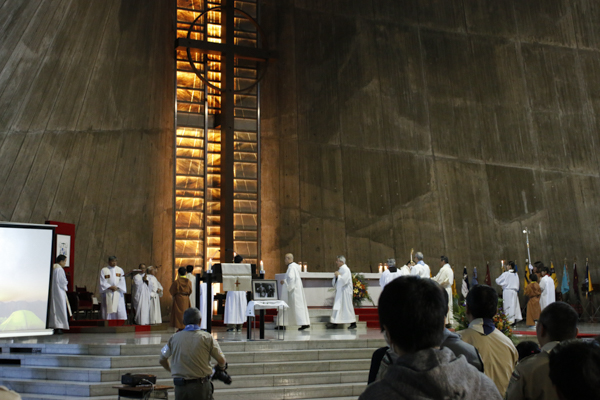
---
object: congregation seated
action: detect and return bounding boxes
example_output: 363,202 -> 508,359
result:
458,284 -> 518,395
359,276 -> 501,400
505,301 -> 579,400
549,339 -> 600,400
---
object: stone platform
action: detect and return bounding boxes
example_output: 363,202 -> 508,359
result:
0,327 -> 385,399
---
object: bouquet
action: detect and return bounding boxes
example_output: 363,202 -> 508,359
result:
352,273 -> 374,307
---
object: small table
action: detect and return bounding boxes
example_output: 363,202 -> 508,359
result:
245,300 -> 288,340
112,384 -> 173,399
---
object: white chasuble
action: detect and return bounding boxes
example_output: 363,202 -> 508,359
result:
148,275 -> 163,324
433,263 -> 455,324
133,274 -> 151,325
495,271 -> 522,324
279,262 -> 310,326
379,268 -> 403,290
99,266 -> 127,320
48,264 -> 69,330
331,264 -> 356,324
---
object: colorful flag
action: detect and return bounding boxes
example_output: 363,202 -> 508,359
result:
461,266 -> 470,298
585,260 -> 594,298
561,263 -> 570,295
472,267 -> 478,287
550,261 -> 558,289
452,266 -> 457,297
485,262 -> 491,286
524,261 -> 531,290
573,262 -> 580,301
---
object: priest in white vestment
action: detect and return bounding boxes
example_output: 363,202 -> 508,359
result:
224,254 -> 248,332
399,260 -> 413,276
414,252 -> 431,278
147,266 -> 163,324
131,263 -> 146,314
278,253 -> 310,330
379,258 -> 404,290
186,265 -> 197,309
539,267 -> 556,310
132,270 -> 151,325
433,256 -> 455,325
49,255 -> 69,332
495,261 -> 522,324
99,256 -> 127,320
328,256 -> 357,329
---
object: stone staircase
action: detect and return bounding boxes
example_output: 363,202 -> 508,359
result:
0,337 -> 384,399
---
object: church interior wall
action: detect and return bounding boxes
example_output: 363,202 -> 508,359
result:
260,0 -> 600,298
0,1 -> 175,314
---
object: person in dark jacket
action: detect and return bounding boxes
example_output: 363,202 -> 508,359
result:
360,276 -> 501,400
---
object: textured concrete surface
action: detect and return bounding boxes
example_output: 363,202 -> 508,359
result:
259,0 -> 600,295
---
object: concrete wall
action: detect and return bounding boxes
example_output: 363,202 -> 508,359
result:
0,1 -> 174,312
260,0 -> 600,295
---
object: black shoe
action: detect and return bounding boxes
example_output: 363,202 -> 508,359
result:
348,323 -> 357,329
298,325 -> 310,331
226,328 -> 235,332
274,326 -> 286,330
326,323 -> 338,329
54,329 -> 63,335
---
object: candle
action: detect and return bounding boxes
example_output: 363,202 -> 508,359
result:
208,258 -> 213,273
260,260 -> 264,271
303,263 -> 307,272
384,263 -> 388,271
378,263 -> 383,273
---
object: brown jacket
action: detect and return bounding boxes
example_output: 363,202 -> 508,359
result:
524,282 -> 541,326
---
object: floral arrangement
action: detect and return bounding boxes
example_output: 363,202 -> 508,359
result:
454,297 -> 513,339
352,273 -> 374,307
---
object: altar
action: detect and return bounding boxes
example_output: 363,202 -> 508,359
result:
275,272 -> 383,307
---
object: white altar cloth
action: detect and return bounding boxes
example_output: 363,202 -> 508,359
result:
245,300 -> 289,317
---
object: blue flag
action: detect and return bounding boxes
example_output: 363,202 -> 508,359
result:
561,264 -> 570,295
472,267 -> 479,286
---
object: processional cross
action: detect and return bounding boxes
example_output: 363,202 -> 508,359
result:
176,0 -> 274,263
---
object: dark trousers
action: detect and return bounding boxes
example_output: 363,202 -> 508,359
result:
175,379 -> 213,400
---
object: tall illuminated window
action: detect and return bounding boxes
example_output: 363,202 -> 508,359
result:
174,0 -> 262,270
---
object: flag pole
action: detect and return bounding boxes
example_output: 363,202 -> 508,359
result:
523,227 -> 532,266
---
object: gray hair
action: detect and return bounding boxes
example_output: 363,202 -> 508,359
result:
387,258 -> 396,267
108,255 -> 117,262
183,308 -> 201,325
337,255 -> 346,264
415,252 -> 424,261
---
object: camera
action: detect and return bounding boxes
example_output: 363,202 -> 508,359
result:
211,364 -> 232,385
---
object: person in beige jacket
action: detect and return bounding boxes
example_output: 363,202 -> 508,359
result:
458,285 -> 518,396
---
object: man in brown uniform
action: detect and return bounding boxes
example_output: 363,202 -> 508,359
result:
504,302 -> 578,400
170,267 -> 192,329
160,308 -> 227,400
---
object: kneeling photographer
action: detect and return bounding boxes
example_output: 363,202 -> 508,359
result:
160,308 -> 231,400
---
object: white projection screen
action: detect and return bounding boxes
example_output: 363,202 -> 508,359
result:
0,222 -> 55,338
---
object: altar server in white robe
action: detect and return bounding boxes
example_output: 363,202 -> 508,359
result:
379,258 -> 404,290
99,256 -> 127,320
132,269 -> 151,325
399,260 -> 413,276
539,266 -> 556,310
433,256 -> 455,325
146,266 -> 163,324
49,255 -> 69,333
278,253 -> 310,330
224,254 -> 248,332
495,260 -> 522,324
131,264 -> 146,315
328,256 -> 357,329
186,265 -> 197,309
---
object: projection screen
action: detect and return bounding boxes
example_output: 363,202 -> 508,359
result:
0,222 -> 55,338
